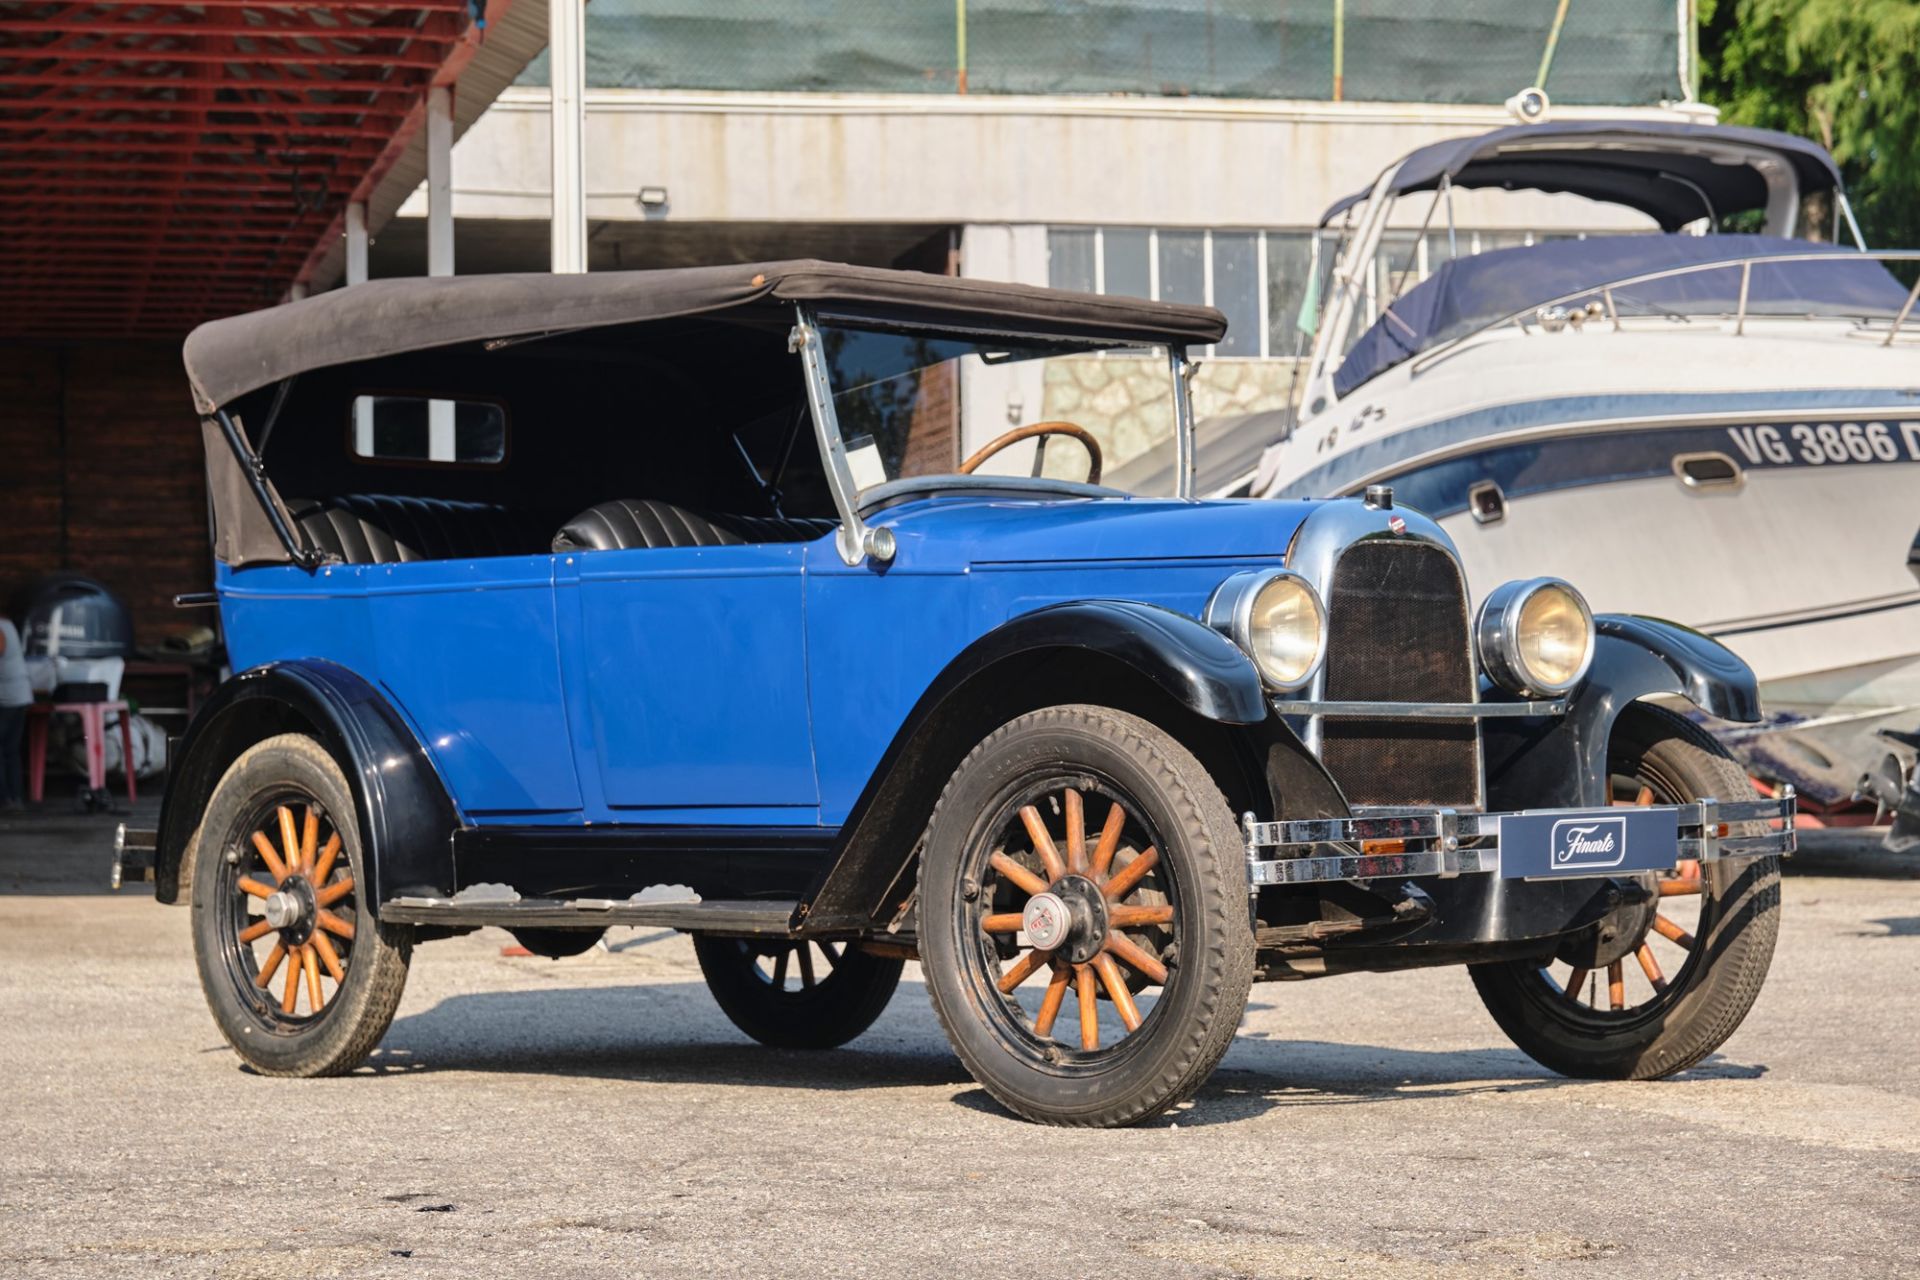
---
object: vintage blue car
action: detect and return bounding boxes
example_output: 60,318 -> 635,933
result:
128,261 -> 1793,1127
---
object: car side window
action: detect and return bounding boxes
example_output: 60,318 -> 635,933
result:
350,394 -> 508,466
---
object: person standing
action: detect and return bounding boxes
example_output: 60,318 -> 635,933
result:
0,614 -> 32,811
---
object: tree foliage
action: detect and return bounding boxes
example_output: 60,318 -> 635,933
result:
1698,0 -> 1920,250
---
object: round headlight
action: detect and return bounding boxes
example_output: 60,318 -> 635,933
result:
1477,578 -> 1595,696
1205,570 -> 1326,691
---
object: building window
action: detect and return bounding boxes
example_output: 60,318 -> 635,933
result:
1103,228 -> 1151,300
1210,231 -> 1260,358
1046,228 -> 1096,295
1046,224 -> 1597,359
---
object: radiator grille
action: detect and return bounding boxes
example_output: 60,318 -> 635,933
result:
1319,539 -> 1480,807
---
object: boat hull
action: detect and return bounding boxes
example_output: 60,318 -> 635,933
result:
1434,456 -> 1920,802
1260,332 -> 1920,805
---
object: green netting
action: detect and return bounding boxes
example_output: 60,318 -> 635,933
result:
520,0 -> 1684,106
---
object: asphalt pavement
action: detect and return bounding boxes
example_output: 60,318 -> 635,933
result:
2,799 -> 1916,1279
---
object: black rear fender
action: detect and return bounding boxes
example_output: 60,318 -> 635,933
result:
155,660 -> 459,911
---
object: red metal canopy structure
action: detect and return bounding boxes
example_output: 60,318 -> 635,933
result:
0,0 -> 539,337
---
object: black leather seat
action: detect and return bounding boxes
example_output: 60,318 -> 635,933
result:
552,499 -> 838,552
290,494 -> 550,565
552,499 -> 744,552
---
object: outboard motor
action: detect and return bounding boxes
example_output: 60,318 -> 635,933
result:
14,574 -> 133,702
18,573 -> 133,660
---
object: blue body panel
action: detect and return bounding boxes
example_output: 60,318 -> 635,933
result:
219,556 -> 579,815
216,495 -> 1319,828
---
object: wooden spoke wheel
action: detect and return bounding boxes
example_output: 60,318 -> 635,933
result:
1470,704 -> 1781,1080
975,783 -> 1176,1053
218,799 -> 358,1026
920,706 -> 1252,1128
191,735 -> 411,1077
693,935 -> 902,1050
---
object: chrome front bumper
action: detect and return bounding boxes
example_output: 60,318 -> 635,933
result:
1242,788 -> 1796,887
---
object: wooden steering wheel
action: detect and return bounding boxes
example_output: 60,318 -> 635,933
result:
957,421 -> 1103,486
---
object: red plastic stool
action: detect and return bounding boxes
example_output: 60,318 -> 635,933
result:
26,699 -> 136,805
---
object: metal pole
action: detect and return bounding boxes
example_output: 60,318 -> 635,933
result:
345,200 -> 369,286
1884,276 -> 1920,348
1536,0 -> 1571,90
426,84 -> 455,460
1331,0 -> 1344,101
549,0 -> 587,274
1170,349 -> 1197,499
955,0 -> 968,93
345,199 -> 373,454
426,86 -> 454,279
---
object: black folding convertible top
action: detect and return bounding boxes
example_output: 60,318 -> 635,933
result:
183,258 -> 1228,415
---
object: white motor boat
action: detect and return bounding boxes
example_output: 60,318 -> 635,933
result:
1243,120 -> 1920,809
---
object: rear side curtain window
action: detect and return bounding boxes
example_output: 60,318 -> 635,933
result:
350,395 -> 508,466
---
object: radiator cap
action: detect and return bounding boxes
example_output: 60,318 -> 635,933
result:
1364,484 -> 1395,510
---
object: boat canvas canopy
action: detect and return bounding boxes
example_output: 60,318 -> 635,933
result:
1334,234 -> 1912,398
1318,121 -> 1845,231
183,259 -> 1228,415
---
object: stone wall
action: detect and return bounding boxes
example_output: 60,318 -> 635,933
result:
1039,355 -> 1302,478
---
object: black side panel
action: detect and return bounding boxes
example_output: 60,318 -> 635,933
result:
452,825 -> 835,901
796,600 -> 1275,934
155,661 -> 459,909
1484,614 -> 1762,811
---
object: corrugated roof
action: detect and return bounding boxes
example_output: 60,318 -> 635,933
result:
0,0 -> 546,337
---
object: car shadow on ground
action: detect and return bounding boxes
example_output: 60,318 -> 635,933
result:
364,981 -> 973,1092
356,980 -> 1765,1126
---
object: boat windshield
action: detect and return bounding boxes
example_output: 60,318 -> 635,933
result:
818,323 -> 1184,500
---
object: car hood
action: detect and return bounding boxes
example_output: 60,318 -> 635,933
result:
867,494 -> 1322,570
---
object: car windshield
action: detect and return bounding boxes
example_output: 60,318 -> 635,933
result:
819,323 -> 1183,499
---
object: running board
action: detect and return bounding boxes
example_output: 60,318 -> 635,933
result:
379,894 -> 799,937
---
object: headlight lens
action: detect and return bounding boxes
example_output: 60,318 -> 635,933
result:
1247,574 -> 1325,688
1205,570 -> 1326,691
1478,578 -> 1595,696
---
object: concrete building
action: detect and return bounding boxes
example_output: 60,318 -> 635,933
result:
367,1 -> 1709,476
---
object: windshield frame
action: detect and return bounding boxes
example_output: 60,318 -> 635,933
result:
790,303 -> 1200,565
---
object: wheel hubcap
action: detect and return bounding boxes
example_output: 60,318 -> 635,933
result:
1021,892 -> 1071,952
263,889 -> 304,931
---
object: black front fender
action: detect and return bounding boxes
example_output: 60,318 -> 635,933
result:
1484,614 -> 1761,810
155,660 -> 459,910
950,600 -> 1269,724
796,600 -> 1269,932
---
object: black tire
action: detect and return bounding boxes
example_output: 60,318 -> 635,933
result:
1470,703 -> 1780,1080
919,705 -> 1253,1128
190,733 -> 412,1076
693,935 -> 902,1049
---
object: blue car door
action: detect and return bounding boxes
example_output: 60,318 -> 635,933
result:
555,542 -> 819,820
